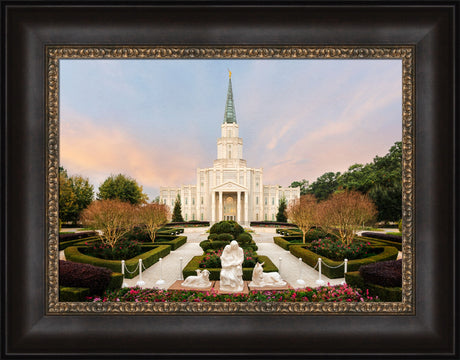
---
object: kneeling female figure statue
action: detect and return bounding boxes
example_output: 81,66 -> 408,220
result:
219,240 -> 244,292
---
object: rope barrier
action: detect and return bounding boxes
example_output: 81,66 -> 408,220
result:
123,263 -> 140,274
321,261 -> 346,269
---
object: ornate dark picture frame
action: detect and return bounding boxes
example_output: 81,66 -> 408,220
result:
2,2 -> 456,357
48,46 -> 414,314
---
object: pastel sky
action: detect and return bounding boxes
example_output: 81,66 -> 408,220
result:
60,59 -> 402,201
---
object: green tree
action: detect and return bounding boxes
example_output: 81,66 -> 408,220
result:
97,174 -> 148,205
59,167 -> 94,224
289,179 -> 309,195
172,194 -> 184,222
276,196 -> 288,222
307,172 -> 340,201
368,182 -> 402,222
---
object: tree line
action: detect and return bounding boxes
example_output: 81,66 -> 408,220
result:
59,167 -> 150,225
288,141 -> 402,222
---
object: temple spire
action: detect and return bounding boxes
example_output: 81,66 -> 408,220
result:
223,71 -> 237,124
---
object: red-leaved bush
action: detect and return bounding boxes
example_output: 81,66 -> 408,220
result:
59,260 -> 112,295
359,259 -> 402,287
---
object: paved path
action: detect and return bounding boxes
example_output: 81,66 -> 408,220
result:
120,227 -> 345,289
59,227 -> 402,289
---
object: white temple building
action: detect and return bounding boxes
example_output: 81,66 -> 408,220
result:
160,72 -> 300,225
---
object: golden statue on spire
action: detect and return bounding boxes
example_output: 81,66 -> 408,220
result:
228,69 -> 232,79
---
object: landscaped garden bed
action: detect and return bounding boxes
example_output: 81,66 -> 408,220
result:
250,221 -> 297,228
64,244 -> 171,278
59,235 -> 100,251
167,221 -> 210,227
59,260 -> 123,301
345,259 -> 402,301
289,244 -> 399,278
273,228 -> 332,250
86,283 -> 380,303
357,233 -> 402,251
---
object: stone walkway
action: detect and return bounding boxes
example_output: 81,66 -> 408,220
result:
120,227 -> 345,289
59,227 -> 402,289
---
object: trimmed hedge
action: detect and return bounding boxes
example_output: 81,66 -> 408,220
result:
59,287 -> 91,301
359,259 -> 402,287
64,244 -> 171,279
210,221 -> 244,238
345,271 -> 402,302
59,260 -> 112,295
59,272 -> 123,301
276,228 -> 301,236
273,230 -> 336,251
361,232 -> 402,243
167,221 -> 210,227
152,235 -> 187,250
182,255 -> 278,281
59,231 -> 97,241
59,236 -> 100,251
199,239 -> 258,252
289,245 -> 399,279
250,221 -> 297,227
358,236 -> 402,251
273,236 -> 304,250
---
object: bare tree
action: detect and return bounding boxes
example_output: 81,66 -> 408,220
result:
286,194 -> 320,244
321,190 -> 377,245
138,203 -> 171,243
80,199 -> 136,249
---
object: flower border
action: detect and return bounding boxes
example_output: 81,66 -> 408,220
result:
47,46 -> 414,314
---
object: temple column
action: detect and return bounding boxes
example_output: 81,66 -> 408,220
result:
211,191 -> 215,223
219,191 -> 223,221
244,191 -> 249,224
237,191 -> 241,223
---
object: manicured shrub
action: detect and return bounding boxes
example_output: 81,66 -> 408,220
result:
398,219 -> 402,232
124,226 -> 150,242
81,238 -> 143,260
250,221 -> 297,227
59,231 -> 97,242
199,240 -> 230,252
307,237 -> 374,261
217,233 -> 234,241
167,221 -> 210,227
209,220 -> 244,238
289,245 -> 399,278
237,232 -> 253,246
359,259 -> 402,287
59,236 -> 99,251
64,244 -> 171,279
152,235 -> 187,250
345,271 -> 402,302
208,233 -> 219,241
59,286 -> 90,302
360,232 -> 402,243
59,260 -> 112,295
357,236 -> 402,251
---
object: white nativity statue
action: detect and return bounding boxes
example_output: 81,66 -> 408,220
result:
249,262 -> 287,287
181,269 -> 212,288
219,240 -> 244,292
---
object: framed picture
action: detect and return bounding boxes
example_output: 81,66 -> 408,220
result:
2,1 -> 457,358
54,50 -> 412,313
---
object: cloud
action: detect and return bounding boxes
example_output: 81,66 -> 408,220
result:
60,109 -> 207,199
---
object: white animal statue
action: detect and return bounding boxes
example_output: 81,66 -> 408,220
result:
181,269 -> 212,288
249,262 -> 287,287
219,240 -> 244,292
